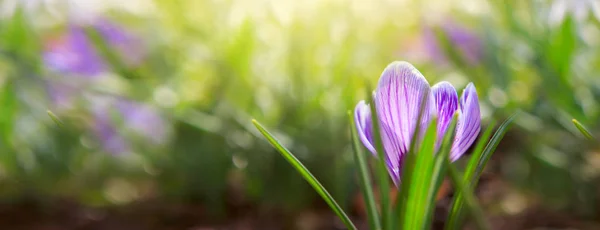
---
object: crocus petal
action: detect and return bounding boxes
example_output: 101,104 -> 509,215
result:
380,123 -> 404,185
450,83 -> 481,161
354,100 -> 376,154
375,61 -> 434,174
355,100 -> 404,185
432,81 -> 458,145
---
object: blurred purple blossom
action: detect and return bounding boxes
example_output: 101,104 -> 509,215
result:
93,106 -> 130,154
422,20 -> 483,66
91,97 -> 168,155
115,100 -> 168,144
42,19 -> 166,155
43,19 -> 144,76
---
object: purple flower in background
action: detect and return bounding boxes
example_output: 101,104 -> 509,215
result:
354,61 -> 481,184
43,19 -> 145,109
42,19 -> 164,155
91,97 -> 168,154
43,19 -> 144,77
423,21 -> 483,66
93,107 -> 130,154
115,100 -> 167,144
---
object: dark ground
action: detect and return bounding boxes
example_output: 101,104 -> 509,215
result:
0,178 -> 598,230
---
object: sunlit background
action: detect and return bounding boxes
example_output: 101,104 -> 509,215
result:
0,0 -> 599,229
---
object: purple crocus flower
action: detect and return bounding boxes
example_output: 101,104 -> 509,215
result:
354,61 -> 481,184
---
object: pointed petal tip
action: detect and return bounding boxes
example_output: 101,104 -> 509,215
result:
355,100 -> 367,107
464,82 -> 477,91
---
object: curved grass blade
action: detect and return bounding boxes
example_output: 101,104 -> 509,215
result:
421,114 -> 458,230
446,113 -> 517,230
252,119 -> 357,230
446,161 -> 490,230
444,121 -> 495,229
47,110 -> 64,128
349,112 -> 381,230
403,118 -> 438,229
394,90 -> 432,229
474,113 -> 518,178
572,119 -> 595,140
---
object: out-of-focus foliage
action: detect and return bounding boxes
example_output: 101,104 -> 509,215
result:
0,0 -> 599,223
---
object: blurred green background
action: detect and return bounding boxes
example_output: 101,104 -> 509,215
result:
0,0 -> 599,229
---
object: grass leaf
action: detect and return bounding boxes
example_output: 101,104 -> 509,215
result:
446,161 -> 490,230
349,111 -> 381,230
404,118 -> 438,229
445,112 -> 517,230
445,121 -> 496,229
47,110 -> 64,128
251,119 -> 357,230
421,114 -> 458,230
572,119 -> 595,140
394,92 -> 433,229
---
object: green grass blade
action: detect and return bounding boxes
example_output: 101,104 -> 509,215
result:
367,89 -> 392,230
446,113 -> 517,230
465,121 -> 498,181
348,111 -> 381,230
47,110 -> 64,128
251,119 -> 357,230
445,121 -> 496,229
474,113 -> 518,179
421,114 -> 458,230
394,92 -> 432,229
446,161 -> 490,230
404,119 -> 437,229
572,119 -> 595,140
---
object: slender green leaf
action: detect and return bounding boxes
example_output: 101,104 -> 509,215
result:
446,113 -> 517,230
475,113 -> 518,178
47,110 -> 64,128
348,111 -> 381,230
367,88 -> 392,230
394,92 -> 432,229
422,114 -> 458,230
572,119 -> 595,140
446,161 -> 490,230
251,119 -> 357,230
404,118 -> 437,229
445,121 -> 496,229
